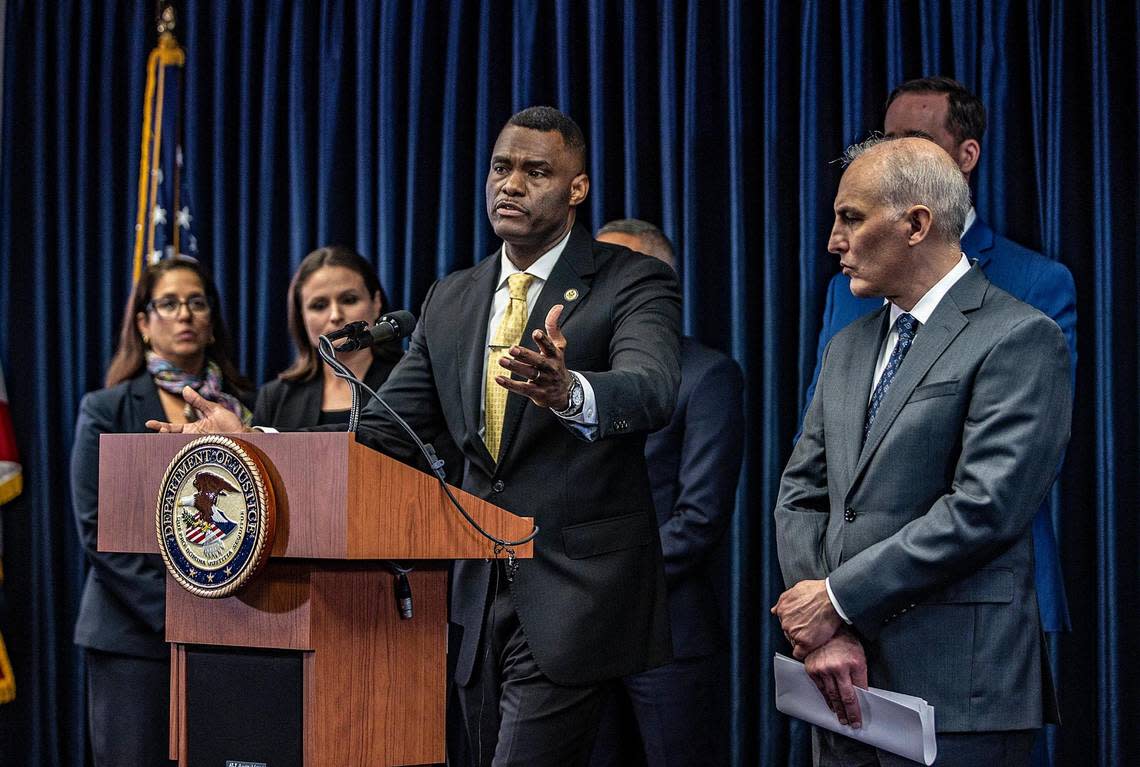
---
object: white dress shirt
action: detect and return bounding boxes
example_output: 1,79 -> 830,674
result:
867,254 -> 973,398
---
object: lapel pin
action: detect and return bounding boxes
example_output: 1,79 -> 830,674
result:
563,288 -> 579,301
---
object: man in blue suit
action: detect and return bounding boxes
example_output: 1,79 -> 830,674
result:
590,219 -> 744,767
804,76 -> 1076,636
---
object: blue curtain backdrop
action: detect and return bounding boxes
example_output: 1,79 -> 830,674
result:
0,2 -> 1136,766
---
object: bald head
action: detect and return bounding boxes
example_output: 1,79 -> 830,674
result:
596,218 -> 677,271
829,137 -> 969,308
842,136 -> 970,244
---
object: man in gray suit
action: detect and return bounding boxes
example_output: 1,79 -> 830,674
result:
772,136 -> 1071,766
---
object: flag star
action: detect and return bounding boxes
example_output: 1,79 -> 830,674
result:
176,207 -> 192,229
152,167 -> 164,184
206,572 -> 215,583
224,566 -> 233,577
187,567 -> 198,578
152,205 -> 167,225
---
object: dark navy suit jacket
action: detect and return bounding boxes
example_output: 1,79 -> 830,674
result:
646,337 -> 744,658
803,216 -> 1077,631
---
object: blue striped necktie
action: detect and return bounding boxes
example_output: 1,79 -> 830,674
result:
864,312 -> 919,442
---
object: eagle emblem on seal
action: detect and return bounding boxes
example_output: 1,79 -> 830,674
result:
178,470 -> 241,558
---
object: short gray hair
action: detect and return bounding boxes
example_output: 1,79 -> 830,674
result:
841,135 -> 970,243
596,218 -> 676,267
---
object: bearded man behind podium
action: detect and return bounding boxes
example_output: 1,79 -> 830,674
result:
772,137 -> 1070,766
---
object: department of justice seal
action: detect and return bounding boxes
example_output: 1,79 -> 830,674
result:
156,435 -> 277,598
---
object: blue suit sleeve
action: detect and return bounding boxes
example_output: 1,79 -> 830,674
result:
804,282 -> 835,414
1022,259 -> 1077,393
800,275 -> 842,440
657,356 -> 744,582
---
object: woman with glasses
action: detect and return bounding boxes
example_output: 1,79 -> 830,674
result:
253,245 -> 403,428
70,257 -> 251,766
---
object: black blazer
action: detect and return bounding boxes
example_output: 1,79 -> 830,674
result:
253,356 -> 398,429
646,337 -> 743,659
71,370 -> 251,658
356,225 -> 682,686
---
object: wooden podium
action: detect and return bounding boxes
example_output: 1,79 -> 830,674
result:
98,432 -> 534,767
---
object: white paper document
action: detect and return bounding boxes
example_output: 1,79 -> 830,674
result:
773,653 -> 937,766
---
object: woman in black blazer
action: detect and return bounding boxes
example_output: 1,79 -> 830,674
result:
254,245 -> 402,428
70,257 -> 252,766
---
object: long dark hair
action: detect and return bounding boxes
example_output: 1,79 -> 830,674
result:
105,257 -> 252,391
279,245 -> 402,382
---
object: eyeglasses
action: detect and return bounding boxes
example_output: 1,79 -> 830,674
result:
146,295 -> 211,319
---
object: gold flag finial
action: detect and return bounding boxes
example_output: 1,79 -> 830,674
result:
156,3 -> 176,36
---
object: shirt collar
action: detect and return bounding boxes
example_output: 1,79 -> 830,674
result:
496,228 -> 573,290
962,206 -> 977,238
889,253 -> 972,326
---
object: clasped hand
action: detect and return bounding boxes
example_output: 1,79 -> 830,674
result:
771,579 -> 842,659
772,579 -> 867,728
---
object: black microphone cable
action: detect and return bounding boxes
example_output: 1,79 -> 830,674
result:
316,332 -> 540,569
386,561 -> 414,620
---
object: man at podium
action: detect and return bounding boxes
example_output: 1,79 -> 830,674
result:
153,106 -> 682,767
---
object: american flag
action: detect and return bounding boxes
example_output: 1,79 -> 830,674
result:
0,361 -> 18,704
185,521 -> 226,548
132,9 -> 197,283
0,362 -> 19,507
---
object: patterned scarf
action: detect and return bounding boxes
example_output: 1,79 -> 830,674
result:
146,352 -> 252,426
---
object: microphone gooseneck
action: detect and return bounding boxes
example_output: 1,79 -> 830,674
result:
316,318 -> 540,557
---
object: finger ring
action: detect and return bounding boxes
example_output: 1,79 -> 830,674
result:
532,372 -> 542,384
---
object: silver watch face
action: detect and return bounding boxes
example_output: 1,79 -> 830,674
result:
560,377 -> 583,414
570,379 -> 584,408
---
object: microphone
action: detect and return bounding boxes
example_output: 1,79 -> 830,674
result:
323,320 -> 370,343
333,310 -> 417,352
394,571 -> 413,620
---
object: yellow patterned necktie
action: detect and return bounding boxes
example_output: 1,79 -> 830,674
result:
484,272 -> 535,460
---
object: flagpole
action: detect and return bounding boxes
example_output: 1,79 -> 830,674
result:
132,4 -> 186,284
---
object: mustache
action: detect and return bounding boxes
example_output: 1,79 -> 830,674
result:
493,200 -> 527,213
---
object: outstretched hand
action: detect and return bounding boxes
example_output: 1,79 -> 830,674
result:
145,386 -> 250,434
495,304 -> 574,410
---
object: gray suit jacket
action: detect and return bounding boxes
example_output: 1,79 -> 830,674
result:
775,265 -> 1070,732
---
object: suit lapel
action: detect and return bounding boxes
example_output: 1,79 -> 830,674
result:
850,266 -> 987,489
456,252 -> 502,472
496,225 -> 593,471
129,372 -> 167,426
836,309 -> 889,488
295,377 -> 323,429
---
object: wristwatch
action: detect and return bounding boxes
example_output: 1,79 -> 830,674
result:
552,373 -> 585,418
